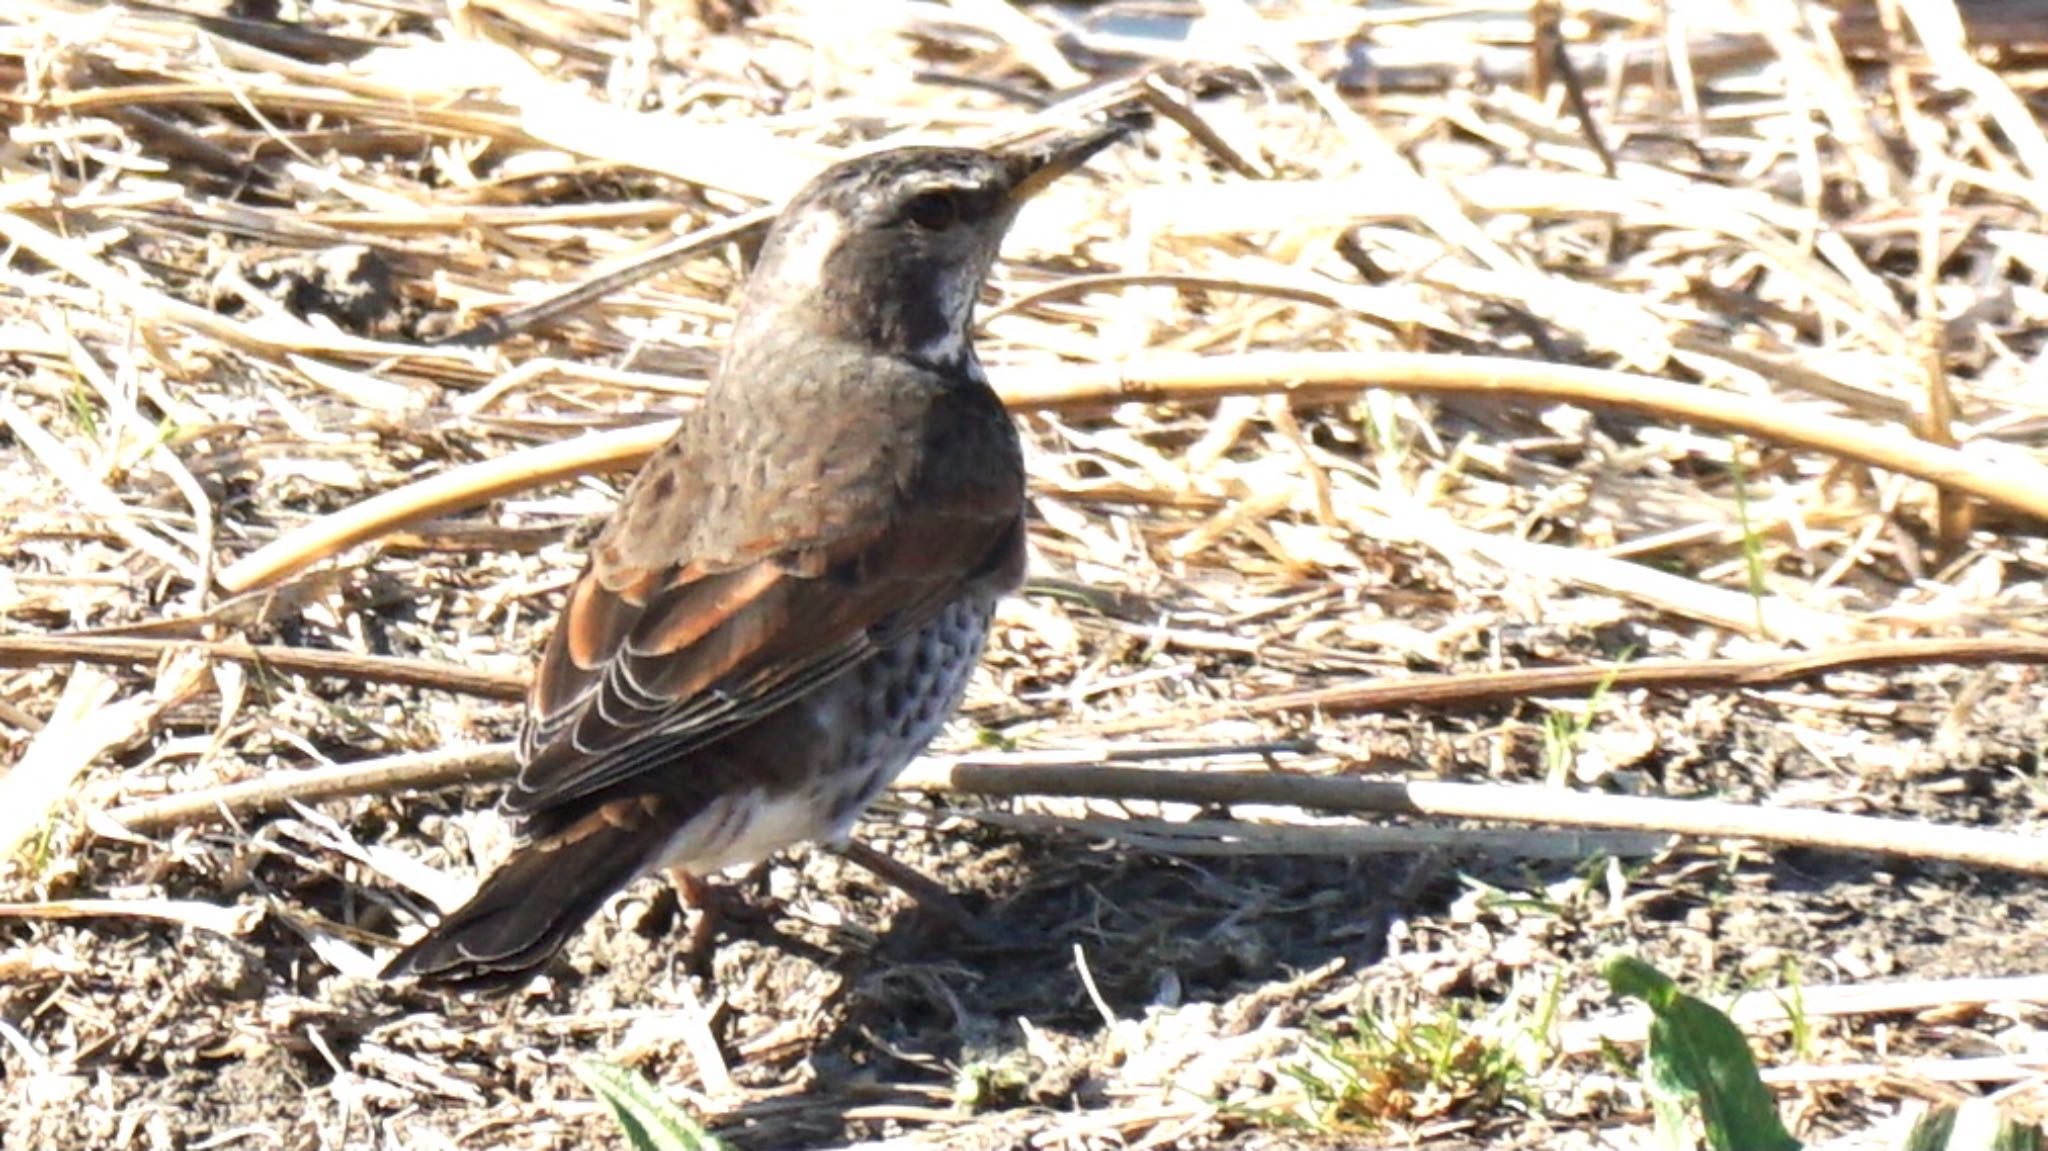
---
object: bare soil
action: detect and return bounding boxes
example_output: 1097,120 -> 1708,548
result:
5,2 -> 2048,1149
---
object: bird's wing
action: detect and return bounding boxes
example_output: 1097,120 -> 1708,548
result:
507,407 -> 1022,815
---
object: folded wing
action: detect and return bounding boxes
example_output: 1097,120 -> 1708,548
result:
508,399 -> 1022,815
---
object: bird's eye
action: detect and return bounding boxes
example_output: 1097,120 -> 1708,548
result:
904,189 -> 961,232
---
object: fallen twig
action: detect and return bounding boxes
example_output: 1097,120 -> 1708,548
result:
215,422 -> 671,593
102,744 -> 518,833
0,896 -> 261,938
213,350 -> 2048,593
1078,637 -> 2048,735
0,634 -> 525,700
965,809 -> 1674,860
895,762 -> 2048,876
100,740 -> 1308,832
104,746 -> 2048,880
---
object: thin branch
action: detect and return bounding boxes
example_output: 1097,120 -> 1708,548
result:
102,744 -> 518,833
216,422 -> 673,593
105,748 -> 2048,880
431,208 -> 773,348
1078,636 -> 2048,735
1002,352 -> 2048,518
894,762 -> 2048,876
214,350 -> 2048,594
0,635 -> 525,700
967,810 -> 1674,860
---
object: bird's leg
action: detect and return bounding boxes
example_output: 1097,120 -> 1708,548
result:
830,840 -> 999,944
666,867 -> 723,975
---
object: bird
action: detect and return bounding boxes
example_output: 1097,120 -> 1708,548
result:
382,118 -> 1132,988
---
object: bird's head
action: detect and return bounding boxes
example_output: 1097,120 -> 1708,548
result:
727,119 -> 1129,373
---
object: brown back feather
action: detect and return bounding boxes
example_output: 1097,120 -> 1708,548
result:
509,360 -> 1022,815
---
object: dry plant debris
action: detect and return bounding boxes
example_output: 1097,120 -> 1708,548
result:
4,0 -> 2048,1148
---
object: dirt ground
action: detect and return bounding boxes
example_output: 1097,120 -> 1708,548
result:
5,1 -> 2048,1149
9,677 -> 2048,1150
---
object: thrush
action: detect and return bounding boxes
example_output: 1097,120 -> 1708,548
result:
382,120 -> 1131,987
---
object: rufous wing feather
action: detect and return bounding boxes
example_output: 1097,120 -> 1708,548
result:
507,477 -> 1020,814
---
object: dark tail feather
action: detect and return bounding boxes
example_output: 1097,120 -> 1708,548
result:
381,813 -> 658,990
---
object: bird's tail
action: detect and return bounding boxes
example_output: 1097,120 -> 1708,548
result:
381,805 -> 662,989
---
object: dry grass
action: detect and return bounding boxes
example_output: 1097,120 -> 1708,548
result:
4,0 -> 2048,1148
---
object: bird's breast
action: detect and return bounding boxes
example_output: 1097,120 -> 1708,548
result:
649,591 -> 998,876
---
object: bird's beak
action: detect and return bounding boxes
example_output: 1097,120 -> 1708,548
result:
1001,116 -> 1134,204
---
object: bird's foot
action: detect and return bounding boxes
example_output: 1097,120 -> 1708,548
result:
665,869 -> 724,977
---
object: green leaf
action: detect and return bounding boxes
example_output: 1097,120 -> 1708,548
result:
1904,1100 -> 2048,1151
1905,1105 -> 1958,1151
573,1060 -> 727,1151
1603,955 -> 1801,1151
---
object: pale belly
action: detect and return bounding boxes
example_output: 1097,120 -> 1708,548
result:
652,594 -> 995,875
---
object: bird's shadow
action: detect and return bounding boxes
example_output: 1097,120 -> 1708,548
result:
661,814 -> 1437,1148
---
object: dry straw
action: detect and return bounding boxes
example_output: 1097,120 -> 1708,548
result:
4,0 -> 2048,1146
